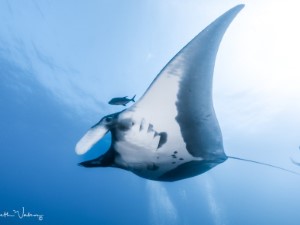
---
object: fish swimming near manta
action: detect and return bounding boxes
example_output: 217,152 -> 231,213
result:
109,95 -> 136,106
75,4 -> 300,181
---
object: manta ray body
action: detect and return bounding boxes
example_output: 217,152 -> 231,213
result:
75,5 -> 244,181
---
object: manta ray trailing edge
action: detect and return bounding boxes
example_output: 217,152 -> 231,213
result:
75,5 -> 244,181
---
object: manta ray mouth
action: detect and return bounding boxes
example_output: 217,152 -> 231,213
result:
78,149 -> 115,168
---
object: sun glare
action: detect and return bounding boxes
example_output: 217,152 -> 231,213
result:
241,2 -> 300,101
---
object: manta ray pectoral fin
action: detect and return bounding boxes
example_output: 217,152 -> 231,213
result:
130,4 -> 244,159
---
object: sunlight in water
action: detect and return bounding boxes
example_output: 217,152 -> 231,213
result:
238,1 -> 300,103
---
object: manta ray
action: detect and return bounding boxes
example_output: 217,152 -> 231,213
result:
75,4 -> 299,181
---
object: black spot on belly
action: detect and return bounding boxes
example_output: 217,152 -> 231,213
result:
179,158 -> 184,160
174,151 -> 178,154
172,162 -> 176,164
157,132 -> 167,149
172,154 -> 177,158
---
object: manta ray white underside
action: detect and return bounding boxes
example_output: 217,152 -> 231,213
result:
75,5 -> 245,181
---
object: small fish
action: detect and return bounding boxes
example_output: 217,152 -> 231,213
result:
108,95 -> 136,106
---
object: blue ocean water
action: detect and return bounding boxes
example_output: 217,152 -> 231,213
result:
1,1 -> 300,225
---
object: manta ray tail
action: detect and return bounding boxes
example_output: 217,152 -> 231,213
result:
227,156 -> 300,176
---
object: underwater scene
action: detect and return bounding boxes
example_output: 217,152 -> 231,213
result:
1,1 -> 300,225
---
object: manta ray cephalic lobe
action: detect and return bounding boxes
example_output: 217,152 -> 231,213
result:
75,5 -> 245,181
